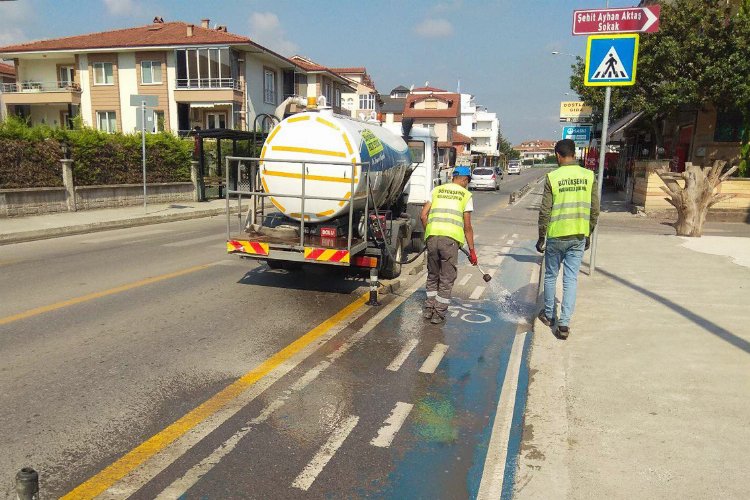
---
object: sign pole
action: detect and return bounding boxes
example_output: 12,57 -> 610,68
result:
589,85 -> 610,275
141,100 -> 147,212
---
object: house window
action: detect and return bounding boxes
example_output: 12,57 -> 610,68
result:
96,111 -> 117,132
141,61 -> 162,84
423,123 -> 435,131
264,69 -> 276,104
714,110 -> 744,143
93,62 -> 114,85
154,110 -> 165,132
59,66 -> 75,87
425,99 -> 438,110
206,112 -> 226,129
335,88 -> 341,108
359,93 -> 375,110
176,48 -> 234,88
324,82 -> 332,105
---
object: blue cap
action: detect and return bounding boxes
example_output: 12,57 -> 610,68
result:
453,166 -> 471,177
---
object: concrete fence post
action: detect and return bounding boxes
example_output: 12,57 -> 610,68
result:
60,159 -> 76,212
190,160 -> 200,202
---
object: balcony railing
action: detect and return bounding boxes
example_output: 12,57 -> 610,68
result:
176,78 -> 241,90
1,81 -> 82,93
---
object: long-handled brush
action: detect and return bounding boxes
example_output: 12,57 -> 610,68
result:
459,246 -> 492,282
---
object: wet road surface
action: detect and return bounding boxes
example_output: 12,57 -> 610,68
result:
0,168 -> 547,499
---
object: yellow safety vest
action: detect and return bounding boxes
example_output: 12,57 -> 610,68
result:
425,183 -> 472,243
547,164 -> 594,238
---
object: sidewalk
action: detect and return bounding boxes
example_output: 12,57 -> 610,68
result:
0,199 -> 231,245
515,215 -> 750,497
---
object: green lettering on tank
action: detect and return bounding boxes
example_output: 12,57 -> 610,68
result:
361,129 -> 384,156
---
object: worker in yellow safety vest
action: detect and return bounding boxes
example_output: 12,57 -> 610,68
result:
420,166 -> 478,324
536,139 -> 600,339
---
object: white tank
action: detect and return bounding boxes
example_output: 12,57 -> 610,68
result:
259,110 -> 411,223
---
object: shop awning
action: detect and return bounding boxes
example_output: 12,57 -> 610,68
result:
608,111 -> 644,143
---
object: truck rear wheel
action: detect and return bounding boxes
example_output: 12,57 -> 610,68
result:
381,236 -> 404,279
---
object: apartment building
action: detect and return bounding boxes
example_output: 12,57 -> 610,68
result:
458,93 -> 499,157
0,62 -> 15,121
402,87 -> 463,164
0,19 -> 300,133
289,56 -> 355,116
328,66 -> 379,119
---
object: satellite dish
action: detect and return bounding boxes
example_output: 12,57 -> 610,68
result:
409,84 -> 414,91
424,81 -> 429,86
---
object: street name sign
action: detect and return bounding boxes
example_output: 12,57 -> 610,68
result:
573,6 -> 660,35
562,125 -> 592,146
584,34 -> 639,87
560,101 -> 593,121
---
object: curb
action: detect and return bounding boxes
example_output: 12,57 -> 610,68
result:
0,207 -> 232,246
509,175 -> 545,205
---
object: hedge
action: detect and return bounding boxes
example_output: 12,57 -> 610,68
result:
0,117 -> 192,189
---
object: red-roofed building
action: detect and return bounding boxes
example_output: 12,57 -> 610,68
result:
403,91 -> 461,167
0,19 -> 301,132
514,139 -> 556,161
328,66 -> 378,120
288,56 -> 355,116
0,61 -> 16,121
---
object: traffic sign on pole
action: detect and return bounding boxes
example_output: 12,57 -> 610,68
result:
562,125 -> 592,146
573,6 -> 660,35
584,34 -> 639,87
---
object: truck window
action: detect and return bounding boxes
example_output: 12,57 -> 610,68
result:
408,140 -> 425,163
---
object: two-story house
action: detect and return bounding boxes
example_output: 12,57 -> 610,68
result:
380,85 -> 409,124
0,19 -> 299,133
403,87 -> 464,164
0,61 -> 16,121
328,66 -> 379,120
288,56 -> 354,116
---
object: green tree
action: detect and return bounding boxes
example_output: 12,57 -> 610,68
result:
497,129 -> 520,160
570,0 -> 750,170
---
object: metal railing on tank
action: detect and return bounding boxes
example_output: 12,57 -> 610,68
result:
224,156 -> 371,254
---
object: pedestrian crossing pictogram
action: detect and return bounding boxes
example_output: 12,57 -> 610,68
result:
591,47 -> 629,79
584,33 -> 639,86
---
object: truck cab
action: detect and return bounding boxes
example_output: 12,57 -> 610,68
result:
383,123 -> 439,251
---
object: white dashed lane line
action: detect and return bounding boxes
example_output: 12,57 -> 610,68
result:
292,415 -> 360,491
386,339 -> 419,372
419,343 -> 449,374
370,402 -> 414,448
469,286 -> 486,300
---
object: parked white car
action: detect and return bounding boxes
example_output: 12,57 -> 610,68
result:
469,167 -> 500,191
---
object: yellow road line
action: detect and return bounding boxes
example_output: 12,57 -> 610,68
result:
0,263 -> 216,327
271,145 -> 347,158
62,292 -> 369,499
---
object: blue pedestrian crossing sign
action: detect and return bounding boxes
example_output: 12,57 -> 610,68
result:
585,34 -> 639,86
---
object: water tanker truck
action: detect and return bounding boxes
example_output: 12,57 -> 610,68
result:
225,98 -> 443,281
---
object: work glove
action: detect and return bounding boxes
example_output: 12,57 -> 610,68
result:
585,237 -> 591,251
535,237 -> 545,254
469,248 -> 478,266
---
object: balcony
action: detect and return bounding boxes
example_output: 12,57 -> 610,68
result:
1,81 -> 82,105
173,78 -> 243,104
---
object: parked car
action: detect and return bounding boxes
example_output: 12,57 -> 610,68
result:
507,160 -> 522,175
468,167 -> 500,191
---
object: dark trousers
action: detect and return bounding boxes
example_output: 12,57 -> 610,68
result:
424,236 -> 459,317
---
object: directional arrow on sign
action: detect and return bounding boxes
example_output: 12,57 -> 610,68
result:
572,6 -> 660,36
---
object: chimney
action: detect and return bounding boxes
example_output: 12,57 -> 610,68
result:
201,19 -> 210,29
186,24 -> 194,37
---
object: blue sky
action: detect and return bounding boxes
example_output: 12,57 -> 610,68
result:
0,0 -> 637,144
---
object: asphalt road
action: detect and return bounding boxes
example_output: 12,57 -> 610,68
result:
0,167 -> 546,499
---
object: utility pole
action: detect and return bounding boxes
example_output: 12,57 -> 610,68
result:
589,0 -> 611,275
141,100 -> 147,212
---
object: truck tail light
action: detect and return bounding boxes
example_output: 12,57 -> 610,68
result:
352,255 -> 378,268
